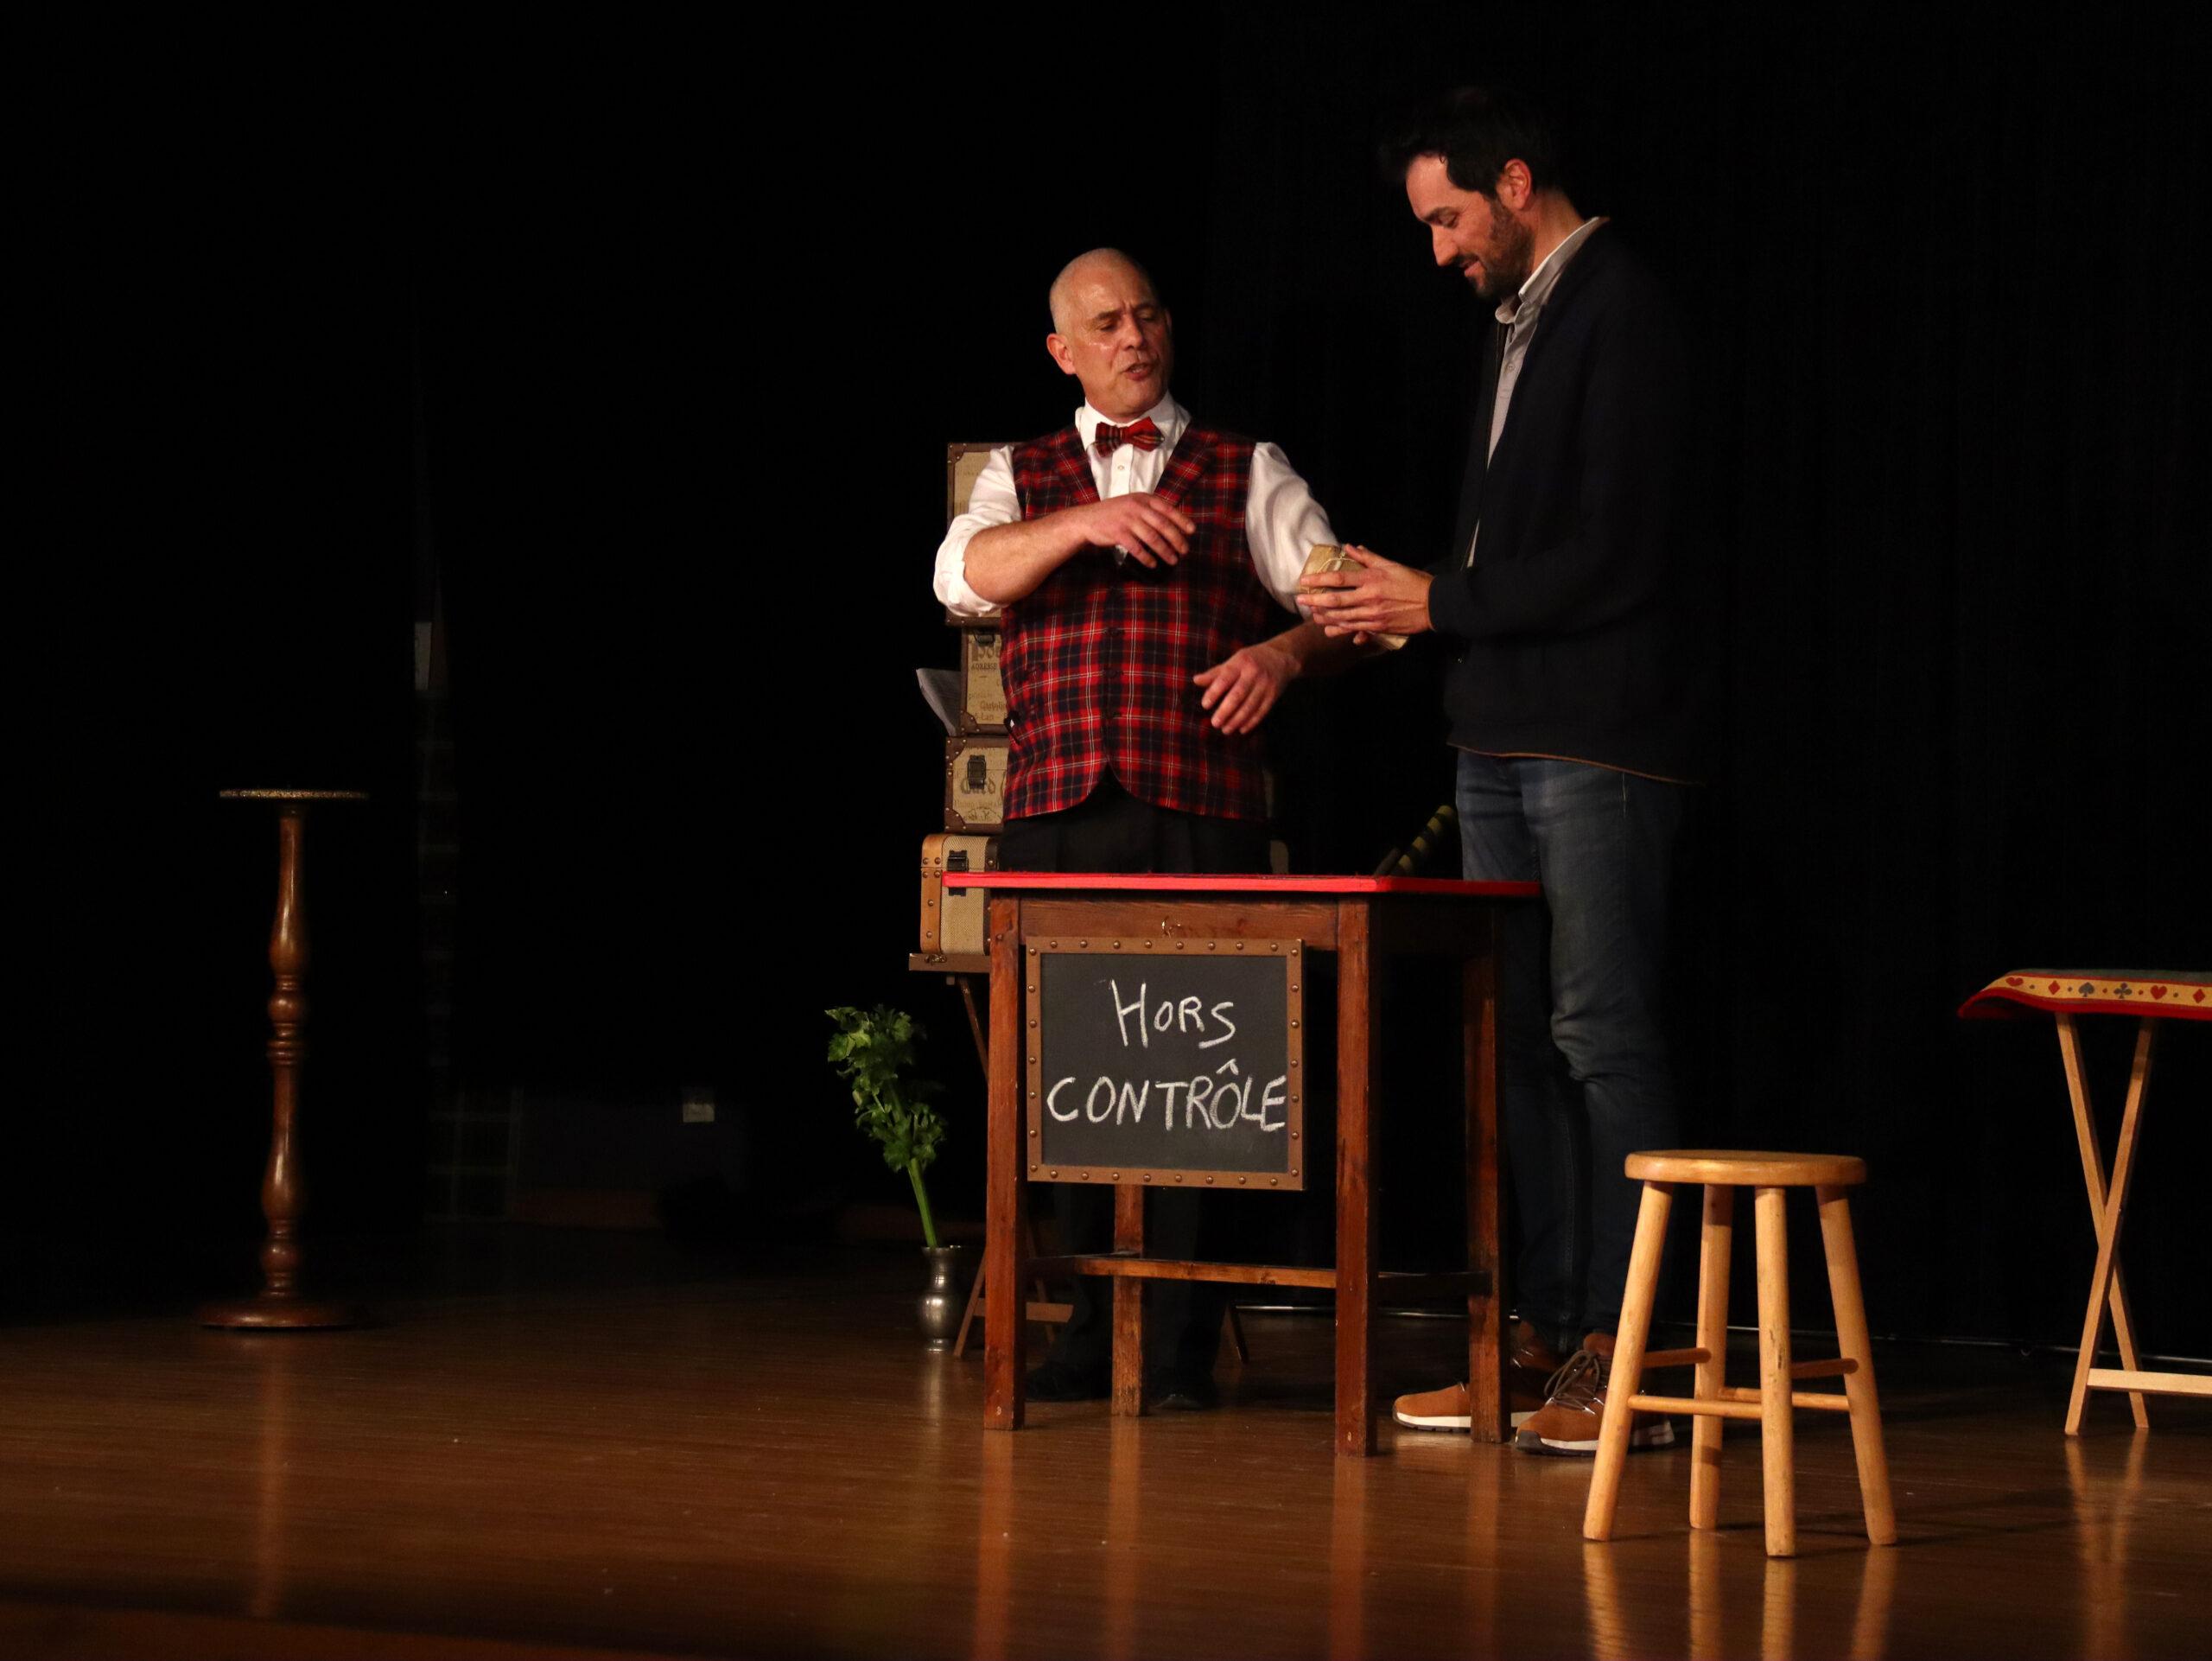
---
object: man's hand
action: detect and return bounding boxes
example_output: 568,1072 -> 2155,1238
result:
1298,544 -> 1433,641
1193,640 -> 1300,735
1072,493 -> 1196,568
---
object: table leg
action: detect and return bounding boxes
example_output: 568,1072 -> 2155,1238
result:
1461,925 -> 1506,1443
983,898 -> 1027,1431
2065,1020 -> 2158,1436
201,802 -> 357,1330
1112,1185 -> 1146,1416
956,1214 -> 1068,1360
957,973 -> 988,1076
2056,1015 -> 2151,1429
1335,902 -> 1378,1456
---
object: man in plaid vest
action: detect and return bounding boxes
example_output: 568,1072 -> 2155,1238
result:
934,247 -> 1350,1410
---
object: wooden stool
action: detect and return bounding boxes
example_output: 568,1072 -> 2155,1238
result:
1582,1151 -> 1896,1558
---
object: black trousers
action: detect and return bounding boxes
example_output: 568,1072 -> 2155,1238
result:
998,776 -> 1269,1378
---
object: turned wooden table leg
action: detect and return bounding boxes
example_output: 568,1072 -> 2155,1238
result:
202,790 -> 365,1330
1334,901 -> 1379,1456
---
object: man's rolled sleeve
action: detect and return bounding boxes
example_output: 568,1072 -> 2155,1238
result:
1246,442 -> 1336,614
931,446 -> 1018,619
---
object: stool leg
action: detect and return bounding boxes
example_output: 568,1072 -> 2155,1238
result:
1583,1180 -> 1673,1542
1817,1185 -> 1896,1546
1754,1186 -> 1796,1558
1691,1184 -> 1734,1531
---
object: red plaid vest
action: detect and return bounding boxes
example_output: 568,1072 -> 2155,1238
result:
1000,421 -> 1274,822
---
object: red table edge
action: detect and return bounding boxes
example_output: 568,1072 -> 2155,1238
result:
1957,971 -> 2212,1023
944,873 -> 1541,898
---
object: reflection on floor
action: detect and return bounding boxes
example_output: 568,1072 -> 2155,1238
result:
3,1227 -> 2205,1660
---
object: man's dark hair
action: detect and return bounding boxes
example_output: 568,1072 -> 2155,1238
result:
1376,86 -> 1564,198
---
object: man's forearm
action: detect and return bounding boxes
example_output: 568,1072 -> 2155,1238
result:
1267,619 -> 1372,674
963,513 -> 1092,606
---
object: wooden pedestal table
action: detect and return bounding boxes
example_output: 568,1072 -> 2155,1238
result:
200,789 -> 368,1331
951,873 -> 1539,1455
1959,969 -> 2211,1431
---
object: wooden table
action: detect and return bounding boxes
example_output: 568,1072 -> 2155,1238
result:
1960,969 -> 2211,1431
949,873 -> 1539,1455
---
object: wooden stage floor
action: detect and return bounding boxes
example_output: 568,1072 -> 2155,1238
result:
3,1227 -> 2206,1660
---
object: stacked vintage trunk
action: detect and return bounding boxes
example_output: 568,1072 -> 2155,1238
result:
920,443 -> 1012,961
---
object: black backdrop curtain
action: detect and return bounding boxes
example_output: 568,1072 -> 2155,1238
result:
41,7 -> 2205,1346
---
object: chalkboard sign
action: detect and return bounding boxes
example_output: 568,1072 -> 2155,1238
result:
1024,939 -> 1305,1189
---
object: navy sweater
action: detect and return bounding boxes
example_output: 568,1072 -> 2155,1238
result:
1424,227 -> 1708,782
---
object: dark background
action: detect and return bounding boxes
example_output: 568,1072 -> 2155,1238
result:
36,7 -> 2207,1350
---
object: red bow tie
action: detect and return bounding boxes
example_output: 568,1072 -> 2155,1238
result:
1093,417 -> 1162,455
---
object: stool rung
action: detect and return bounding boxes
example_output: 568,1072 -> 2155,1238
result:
1629,1388 -> 1853,1417
1788,1357 -> 1856,1380
1629,1394 -> 1765,1420
1717,1386 -> 1852,1412
1623,1351 -> 1852,1378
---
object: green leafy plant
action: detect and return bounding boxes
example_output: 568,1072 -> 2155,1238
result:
825,1005 -> 947,1249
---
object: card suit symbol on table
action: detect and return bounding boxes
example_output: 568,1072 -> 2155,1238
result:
2007,977 -> 2024,987
2114,984 -> 2133,999
2077,983 -> 2097,997
2049,981 -> 2063,993
2196,989 -> 2206,1004
2151,985 -> 2167,1000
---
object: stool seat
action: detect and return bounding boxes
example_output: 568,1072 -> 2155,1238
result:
1625,1150 -> 1866,1187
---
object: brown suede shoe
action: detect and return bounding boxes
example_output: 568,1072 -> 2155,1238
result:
1390,1321 -> 1567,1432
1512,1331 -> 1677,1456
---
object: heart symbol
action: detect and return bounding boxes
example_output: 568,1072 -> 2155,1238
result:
2152,986 -> 2167,1000
2007,977 -> 2024,987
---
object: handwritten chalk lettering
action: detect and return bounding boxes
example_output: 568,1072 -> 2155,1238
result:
1185,1073 -> 1215,1129
1112,981 -> 1148,1049
1085,1078 -> 1117,1123
1053,1073 -> 1287,1130
1199,1001 -> 1238,1049
1052,1071 -> 1289,1134
1107,979 -> 1243,1052
1254,1075 -> 1287,1131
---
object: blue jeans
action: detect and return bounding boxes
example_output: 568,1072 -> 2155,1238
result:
1457,751 -> 1687,1352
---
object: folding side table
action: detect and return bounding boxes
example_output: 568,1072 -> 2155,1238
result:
1960,969 -> 2211,1432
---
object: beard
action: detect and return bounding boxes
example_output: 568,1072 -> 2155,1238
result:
1469,211 -> 1537,302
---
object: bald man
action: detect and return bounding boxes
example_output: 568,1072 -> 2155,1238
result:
934,249 -> 1348,1410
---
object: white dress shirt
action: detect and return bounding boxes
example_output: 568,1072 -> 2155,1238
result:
933,394 -> 1336,618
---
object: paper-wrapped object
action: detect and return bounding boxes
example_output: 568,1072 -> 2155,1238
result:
1301,544 -> 1407,650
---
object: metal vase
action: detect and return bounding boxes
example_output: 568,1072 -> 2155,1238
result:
918,1244 -> 965,1350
